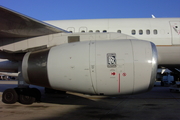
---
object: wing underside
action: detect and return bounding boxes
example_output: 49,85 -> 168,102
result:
0,6 -> 68,38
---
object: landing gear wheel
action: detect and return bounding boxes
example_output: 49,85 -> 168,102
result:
2,88 -> 18,104
19,94 -> 35,105
18,88 -> 35,105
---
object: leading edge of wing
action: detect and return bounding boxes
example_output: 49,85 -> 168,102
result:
0,6 -> 69,38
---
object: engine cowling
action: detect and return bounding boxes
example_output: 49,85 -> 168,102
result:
22,39 -> 157,95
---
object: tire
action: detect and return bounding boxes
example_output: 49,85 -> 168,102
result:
2,88 -> 18,104
18,88 -> 35,105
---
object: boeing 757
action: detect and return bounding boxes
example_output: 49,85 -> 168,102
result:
0,6 -> 179,104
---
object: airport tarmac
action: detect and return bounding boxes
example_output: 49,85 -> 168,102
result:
0,80 -> 180,120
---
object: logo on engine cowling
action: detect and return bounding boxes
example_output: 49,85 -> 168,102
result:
107,53 -> 116,68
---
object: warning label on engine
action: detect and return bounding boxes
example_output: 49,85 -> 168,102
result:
107,53 -> 116,68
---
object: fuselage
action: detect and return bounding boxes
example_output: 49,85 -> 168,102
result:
46,18 -> 180,67
46,18 -> 180,45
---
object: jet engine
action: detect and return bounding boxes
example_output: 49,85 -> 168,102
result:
22,39 -> 157,95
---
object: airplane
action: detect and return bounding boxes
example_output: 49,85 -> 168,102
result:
0,6 -> 179,105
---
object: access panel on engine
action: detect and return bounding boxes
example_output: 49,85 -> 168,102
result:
95,40 -> 134,95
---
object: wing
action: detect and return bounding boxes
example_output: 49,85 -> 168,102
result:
0,6 -> 68,38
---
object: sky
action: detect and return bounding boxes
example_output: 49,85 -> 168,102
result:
0,0 -> 180,21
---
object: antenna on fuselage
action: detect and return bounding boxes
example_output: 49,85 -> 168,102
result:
151,14 -> 156,18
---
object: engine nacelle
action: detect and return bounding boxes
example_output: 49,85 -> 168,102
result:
22,39 -> 157,95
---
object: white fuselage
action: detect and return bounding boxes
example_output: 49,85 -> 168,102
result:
46,18 -> 180,67
46,18 -> 180,45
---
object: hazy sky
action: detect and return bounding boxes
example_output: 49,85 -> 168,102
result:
1,0 -> 180,20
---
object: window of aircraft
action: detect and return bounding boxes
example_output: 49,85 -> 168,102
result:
69,31 -> 73,33
175,26 -> 178,28
96,30 -> 100,32
132,30 -> 136,35
146,30 -> 150,35
103,30 -> 107,32
117,30 -> 121,33
89,30 -> 93,32
81,30 -> 85,33
153,29 -> 158,35
139,30 -> 143,35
